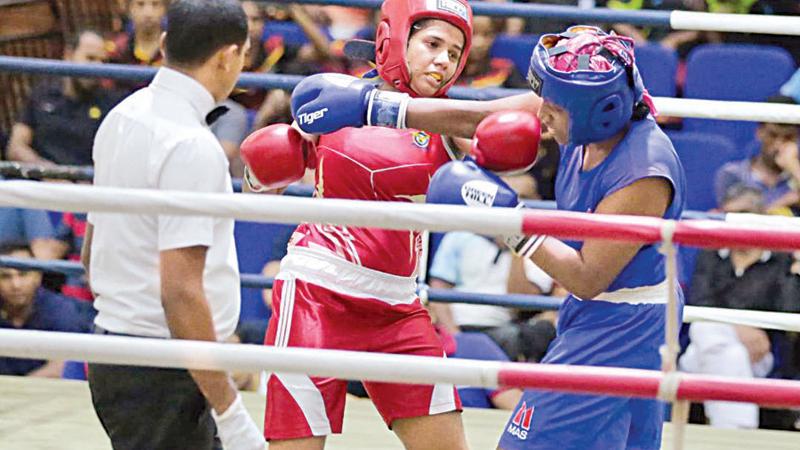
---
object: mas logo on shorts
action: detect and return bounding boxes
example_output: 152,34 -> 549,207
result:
506,401 -> 534,440
412,131 -> 430,148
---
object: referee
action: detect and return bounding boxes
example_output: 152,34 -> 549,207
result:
80,0 -> 265,449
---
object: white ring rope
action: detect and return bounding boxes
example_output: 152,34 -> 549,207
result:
1,180 -> 799,245
653,98 -> 800,125
684,306 -> 800,332
670,10 -> 800,36
4,329 -> 800,408
0,181 -> 524,235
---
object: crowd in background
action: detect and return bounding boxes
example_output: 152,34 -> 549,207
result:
2,0 -> 800,431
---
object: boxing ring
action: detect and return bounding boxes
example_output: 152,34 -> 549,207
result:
3,1 -> 800,449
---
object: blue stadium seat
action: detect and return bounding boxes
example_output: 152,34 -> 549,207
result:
669,131 -> 739,212
490,34 -> 538,77
668,131 -> 738,288
234,221 -> 296,321
683,44 -> 796,146
635,43 -> 678,98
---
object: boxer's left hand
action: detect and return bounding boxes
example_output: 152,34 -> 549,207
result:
426,159 -> 546,258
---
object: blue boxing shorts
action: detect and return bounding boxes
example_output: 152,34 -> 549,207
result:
499,293 -> 682,450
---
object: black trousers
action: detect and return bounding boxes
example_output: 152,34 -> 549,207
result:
88,341 -> 221,450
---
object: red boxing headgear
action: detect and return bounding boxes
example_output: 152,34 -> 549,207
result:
375,0 -> 473,98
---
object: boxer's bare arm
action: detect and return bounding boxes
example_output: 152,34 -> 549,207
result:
406,92 -> 542,138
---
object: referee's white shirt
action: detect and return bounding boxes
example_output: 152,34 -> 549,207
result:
88,67 -> 240,339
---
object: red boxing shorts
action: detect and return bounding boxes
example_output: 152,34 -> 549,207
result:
263,247 -> 461,441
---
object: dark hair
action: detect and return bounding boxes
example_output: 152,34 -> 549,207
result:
0,243 -> 32,258
164,0 -> 247,67
64,29 -> 103,51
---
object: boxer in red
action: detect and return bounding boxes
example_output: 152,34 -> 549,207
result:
240,0 -> 540,448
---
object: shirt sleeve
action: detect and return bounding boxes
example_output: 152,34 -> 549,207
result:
22,209 -> 55,241
428,232 -> 462,285
157,137 -> 228,251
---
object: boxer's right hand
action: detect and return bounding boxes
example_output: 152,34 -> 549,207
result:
240,124 -> 314,192
291,73 -> 410,134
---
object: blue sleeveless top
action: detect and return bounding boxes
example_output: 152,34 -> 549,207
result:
555,116 -> 686,293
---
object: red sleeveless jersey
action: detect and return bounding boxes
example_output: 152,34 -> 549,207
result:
291,126 -> 456,277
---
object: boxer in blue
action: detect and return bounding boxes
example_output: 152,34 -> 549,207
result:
290,25 -> 687,450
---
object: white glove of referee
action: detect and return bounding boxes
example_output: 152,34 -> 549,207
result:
212,393 -> 267,450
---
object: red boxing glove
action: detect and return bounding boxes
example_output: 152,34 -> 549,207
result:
240,124 -> 315,192
470,110 -> 541,173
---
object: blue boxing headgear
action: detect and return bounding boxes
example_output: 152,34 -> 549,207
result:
528,26 -> 650,146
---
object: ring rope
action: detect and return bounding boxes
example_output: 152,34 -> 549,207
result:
261,0 -> 800,36
3,57 -> 800,124
4,259 -> 800,333
0,161 -> 729,221
4,329 -> 800,407
1,181 -> 799,251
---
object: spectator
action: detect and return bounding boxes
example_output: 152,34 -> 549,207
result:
428,174 -> 556,362
0,207 -> 61,260
714,96 -> 800,213
53,212 -> 92,301
108,0 -> 166,67
0,244 -> 95,377
679,185 -> 800,429
107,0 -> 166,94
456,15 -> 527,90
6,30 -> 123,166
234,1 -> 341,130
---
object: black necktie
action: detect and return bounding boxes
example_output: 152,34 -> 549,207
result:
205,105 -> 230,126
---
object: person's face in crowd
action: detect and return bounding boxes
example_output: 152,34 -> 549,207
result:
468,16 -> 497,68
757,122 -> 799,170
405,19 -> 465,97
128,0 -> 166,35
242,1 -> 266,47
538,101 -> 570,145
66,31 -> 108,93
0,249 -> 42,312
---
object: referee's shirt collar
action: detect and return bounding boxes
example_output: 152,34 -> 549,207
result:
150,66 -> 216,125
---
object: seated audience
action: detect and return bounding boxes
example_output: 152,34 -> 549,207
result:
235,1 -> 343,130
714,96 -> 800,214
456,15 -> 527,90
679,185 -> 800,429
108,0 -> 165,67
7,30 -> 123,166
0,244 -> 95,377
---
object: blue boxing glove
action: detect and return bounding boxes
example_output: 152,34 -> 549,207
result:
291,73 -> 410,134
427,159 -> 546,258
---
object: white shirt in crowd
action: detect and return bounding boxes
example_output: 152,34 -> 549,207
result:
429,231 -> 553,328
88,67 -> 240,339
